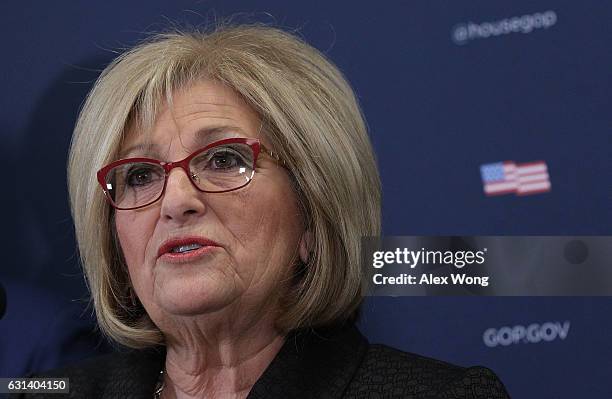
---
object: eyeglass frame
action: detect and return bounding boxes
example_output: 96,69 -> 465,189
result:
96,137 -> 284,211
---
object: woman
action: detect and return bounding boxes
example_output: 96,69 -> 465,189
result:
25,24 -> 509,398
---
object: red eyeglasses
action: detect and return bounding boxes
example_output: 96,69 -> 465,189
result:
97,137 -> 280,210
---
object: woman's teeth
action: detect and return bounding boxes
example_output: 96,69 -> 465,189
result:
171,243 -> 204,253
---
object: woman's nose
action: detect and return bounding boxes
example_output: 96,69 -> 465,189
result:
159,168 -> 206,223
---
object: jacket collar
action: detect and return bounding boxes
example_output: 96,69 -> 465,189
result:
247,323 -> 368,399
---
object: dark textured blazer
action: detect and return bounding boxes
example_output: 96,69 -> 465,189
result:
17,323 -> 510,398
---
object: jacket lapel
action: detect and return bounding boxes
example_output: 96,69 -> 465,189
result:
247,324 -> 368,399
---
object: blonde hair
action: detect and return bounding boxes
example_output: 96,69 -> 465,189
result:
68,24 -> 381,348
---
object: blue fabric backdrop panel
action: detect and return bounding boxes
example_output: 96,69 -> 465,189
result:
0,1 -> 610,397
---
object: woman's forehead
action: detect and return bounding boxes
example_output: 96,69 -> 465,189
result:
119,81 -> 262,157
119,125 -> 253,159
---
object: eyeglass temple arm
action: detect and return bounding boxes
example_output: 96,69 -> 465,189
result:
260,144 -> 286,166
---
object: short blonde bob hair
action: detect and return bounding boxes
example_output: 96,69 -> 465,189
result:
68,23 -> 381,348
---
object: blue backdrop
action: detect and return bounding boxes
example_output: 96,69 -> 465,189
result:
1,1 -> 610,398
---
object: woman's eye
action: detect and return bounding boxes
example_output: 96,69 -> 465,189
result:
126,167 -> 156,186
209,150 -> 244,170
191,144 -> 252,174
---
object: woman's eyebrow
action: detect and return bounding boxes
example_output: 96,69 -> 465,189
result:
194,125 -> 247,143
119,143 -> 159,159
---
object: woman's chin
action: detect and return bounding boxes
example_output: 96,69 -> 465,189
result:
152,273 -> 240,316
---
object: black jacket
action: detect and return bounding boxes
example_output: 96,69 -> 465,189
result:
17,323 -> 510,398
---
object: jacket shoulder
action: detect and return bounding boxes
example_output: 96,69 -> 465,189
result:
345,344 -> 510,398
435,365 -> 510,399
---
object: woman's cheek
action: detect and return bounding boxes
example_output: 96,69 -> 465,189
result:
115,213 -> 159,308
115,212 -> 155,273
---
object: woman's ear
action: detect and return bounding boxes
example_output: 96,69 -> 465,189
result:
299,229 -> 313,264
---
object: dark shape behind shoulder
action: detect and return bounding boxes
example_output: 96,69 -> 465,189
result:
346,344 -> 510,398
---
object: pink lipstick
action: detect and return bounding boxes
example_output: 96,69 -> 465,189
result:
157,236 -> 221,264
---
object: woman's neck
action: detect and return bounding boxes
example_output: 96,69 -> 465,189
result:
160,320 -> 285,399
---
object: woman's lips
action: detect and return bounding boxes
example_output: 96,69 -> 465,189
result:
158,245 -> 218,264
157,236 -> 221,264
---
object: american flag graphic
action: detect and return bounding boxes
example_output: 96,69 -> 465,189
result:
480,161 -> 551,196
